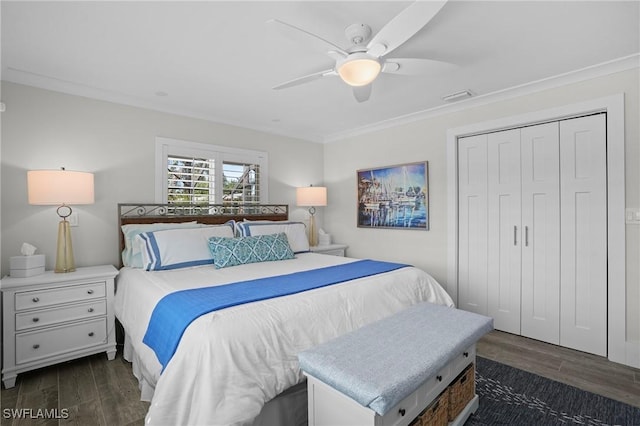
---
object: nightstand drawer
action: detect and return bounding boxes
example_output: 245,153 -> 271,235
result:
15,300 -> 107,331
16,318 -> 107,364
310,244 -> 348,257
319,248 -> 345,256
15,281 -> 106,311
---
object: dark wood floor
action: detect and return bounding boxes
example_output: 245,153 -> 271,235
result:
477,330 -> 640,408
2,331 -> 639,425
1,351 -> 149,426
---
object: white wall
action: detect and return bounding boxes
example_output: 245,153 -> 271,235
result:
323,68 -> 640,344
2,69 -> 638,348
0,82 -> 324,275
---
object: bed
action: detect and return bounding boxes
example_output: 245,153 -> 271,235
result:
113,203 -> 454,426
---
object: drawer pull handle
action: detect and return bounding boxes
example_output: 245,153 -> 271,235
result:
32,317 -> 40,323
463,351 -> 469,357
87,290 -> 94,294
88,332 -> 95,337
88,308 -> 94,313
436,375 -> 443,382
33,344 -> 40,349
398,408 -> 406,417
32,297 -> 39,303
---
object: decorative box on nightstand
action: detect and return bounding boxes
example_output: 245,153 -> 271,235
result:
310,244 -> 348,257
1,265 -> 118,388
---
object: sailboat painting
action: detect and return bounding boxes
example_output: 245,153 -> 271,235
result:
357,161 -> 429,230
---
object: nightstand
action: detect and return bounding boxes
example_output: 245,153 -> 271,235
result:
1,265 -> 118,388
310,243 -> 348,257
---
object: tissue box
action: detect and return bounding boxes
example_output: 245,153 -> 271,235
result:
10,255 -> 45,278
319,234 -> 331,246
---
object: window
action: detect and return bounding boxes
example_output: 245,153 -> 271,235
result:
221,161 -> 260,204
167,155 -> 215,204
156,137 -> 268,205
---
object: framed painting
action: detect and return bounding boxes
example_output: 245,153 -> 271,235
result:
357,161 -> 429,230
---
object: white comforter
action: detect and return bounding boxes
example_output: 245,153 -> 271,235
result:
114,253 -> 454,426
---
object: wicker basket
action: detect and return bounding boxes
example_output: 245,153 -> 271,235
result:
422,389 -> 449,426
409,389 -> 448,426
448,363 -> 475,421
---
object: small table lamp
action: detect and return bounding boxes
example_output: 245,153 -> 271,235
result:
27,168 -> 94,273
296,185 -> 327,247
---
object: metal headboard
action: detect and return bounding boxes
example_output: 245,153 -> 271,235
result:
117,203 -> 289,267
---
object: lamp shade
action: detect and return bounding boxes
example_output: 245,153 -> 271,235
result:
28,170 -> 94,205
296,186 -> 327,207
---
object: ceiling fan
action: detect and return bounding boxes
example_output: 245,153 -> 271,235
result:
269,0 -> 450,103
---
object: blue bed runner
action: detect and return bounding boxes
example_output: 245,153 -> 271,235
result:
143,259 -> 409,370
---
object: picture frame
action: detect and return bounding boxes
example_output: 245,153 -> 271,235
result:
357,161 -> 429,230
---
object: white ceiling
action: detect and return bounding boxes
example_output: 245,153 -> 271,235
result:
2,1 -> 638,142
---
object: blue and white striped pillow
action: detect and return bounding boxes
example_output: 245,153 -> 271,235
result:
235,221 -> 309,253
137,222 -> 234,271
208,232 -> 295,269
121,221 -> 200,267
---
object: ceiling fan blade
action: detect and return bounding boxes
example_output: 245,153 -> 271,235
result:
267,19 -> 349,57
382,58 -> 456,75
353,84 -> 372,103
273,69 -> 336,90
367,1 -> 448,57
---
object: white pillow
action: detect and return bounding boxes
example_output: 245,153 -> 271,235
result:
121,222 -> 199,267
235,221 -> 309,253
137,223 -> 235,271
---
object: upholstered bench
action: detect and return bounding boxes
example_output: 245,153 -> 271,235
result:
298,302 -> 493,426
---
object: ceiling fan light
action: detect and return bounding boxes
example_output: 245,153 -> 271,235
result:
337,56 -> 381,87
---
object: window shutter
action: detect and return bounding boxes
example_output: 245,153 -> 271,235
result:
157,137 -> 268,205
222,161 -> 260,204
167,155 -> 215,204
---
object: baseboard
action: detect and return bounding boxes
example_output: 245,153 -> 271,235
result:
624,340 -> 640,369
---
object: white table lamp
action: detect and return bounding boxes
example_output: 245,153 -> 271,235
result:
27,168 -> 94,273
296,185 -> 327,247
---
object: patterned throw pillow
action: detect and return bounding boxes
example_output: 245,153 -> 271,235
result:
208,232 -> 295,269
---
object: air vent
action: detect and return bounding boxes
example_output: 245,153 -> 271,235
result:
442,90 -> 473,102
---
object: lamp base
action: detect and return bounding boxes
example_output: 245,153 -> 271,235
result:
308,213 -> 318,247
55,219 -> 75,273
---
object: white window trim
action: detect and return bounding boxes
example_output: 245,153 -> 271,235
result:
155,136 -> 269,204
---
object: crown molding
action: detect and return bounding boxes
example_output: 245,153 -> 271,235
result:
322,53 -> 640,143
2,67 -> 325,144
4,54 -> 638,145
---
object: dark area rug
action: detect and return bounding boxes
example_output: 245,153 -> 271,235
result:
467,357 -> 640,426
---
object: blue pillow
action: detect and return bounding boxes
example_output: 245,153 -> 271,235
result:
208,232 -> 295,269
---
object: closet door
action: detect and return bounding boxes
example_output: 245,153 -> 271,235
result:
458,134 -> 488,315
520,122 -> 561,344
487,129 -> 521,334
560,114 -> 607,356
